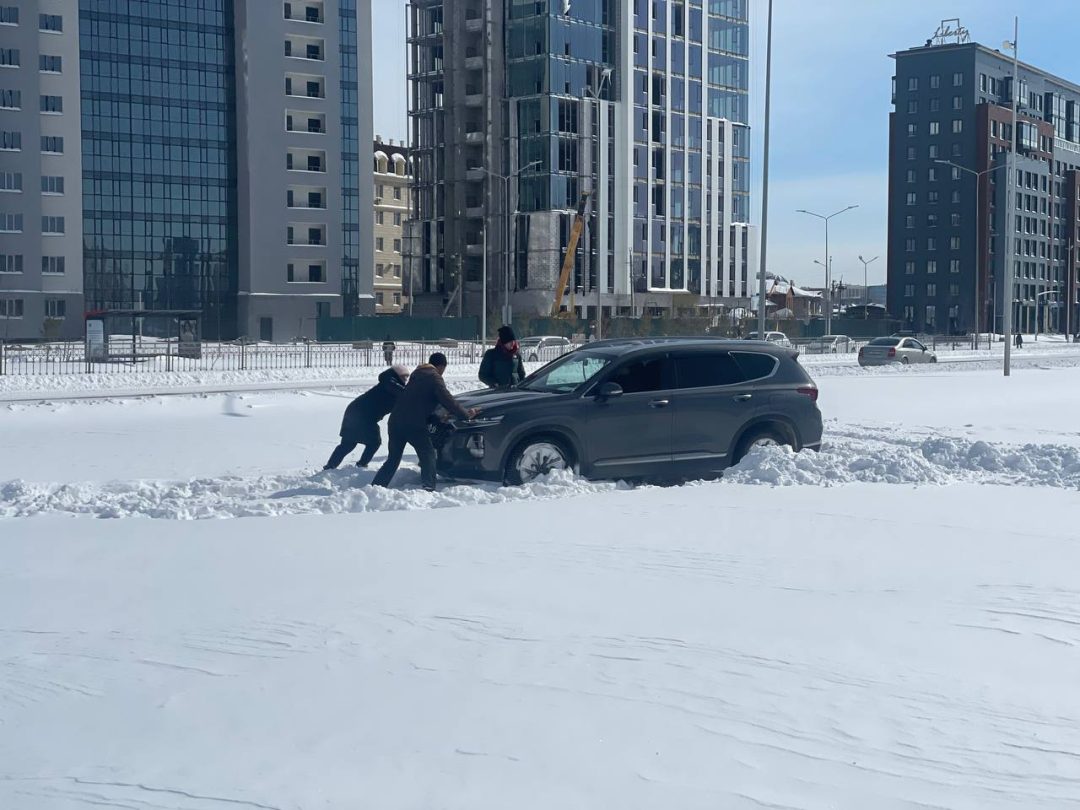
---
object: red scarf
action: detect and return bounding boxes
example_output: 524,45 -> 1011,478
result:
497,339 -> 519,357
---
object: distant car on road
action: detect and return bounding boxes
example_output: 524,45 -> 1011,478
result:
434,338 -> 823,485
858,336 -> 937,366
745,331 -> 792,348
519,335 -> 573,362
805,335 -> 852,354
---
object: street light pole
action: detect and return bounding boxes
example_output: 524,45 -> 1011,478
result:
858,255 -> 878,319
756,0 -> 775,340
1003,18 -> 1020,376
797,205 -> 858,335
480,160 -> 541,332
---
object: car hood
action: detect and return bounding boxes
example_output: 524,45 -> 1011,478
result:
456,387 -> 558,410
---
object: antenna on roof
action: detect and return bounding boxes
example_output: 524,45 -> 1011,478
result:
931,18 -> 971,46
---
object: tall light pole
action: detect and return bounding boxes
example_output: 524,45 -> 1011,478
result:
798,205 -> 858,335
935,159 -> 1007,343
584,68 -> 613,341
756,0 -> 775,340
1003,19 -> 1019,376
858,255 -> 878,318
481,160 -> 541,331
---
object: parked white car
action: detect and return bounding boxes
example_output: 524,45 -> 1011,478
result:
519,335 -> 573,362
805,335 -> 852,354
858,336 -> 938,366
745,331 -> 792,348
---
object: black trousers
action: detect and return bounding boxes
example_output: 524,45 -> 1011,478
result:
371,422 -> 438,490
324,424 -> 381,469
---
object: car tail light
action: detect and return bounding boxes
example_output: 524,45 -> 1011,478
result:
797,386 -> 819,403
887,347 -> 896,358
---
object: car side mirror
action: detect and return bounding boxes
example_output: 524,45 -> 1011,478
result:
595,382 -> 623,401
922,347 -> 927,352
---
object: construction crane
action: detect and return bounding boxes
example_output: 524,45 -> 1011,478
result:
550,190 -> 593,318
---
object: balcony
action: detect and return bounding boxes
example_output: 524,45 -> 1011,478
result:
287,223 -> 327,247
284,1 -> 325,23
285,73 -> 325,100
286,110 -> 326,134
464,55 -> 483,70
465,16 -> 483,33
285,34 -> 325,61
464,130 -> 484,145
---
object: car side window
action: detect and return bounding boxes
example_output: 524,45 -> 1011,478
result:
731,351 -> 778,381
608,356 -> 674,394
673,352 -> 745,389
912,339 -> 925,350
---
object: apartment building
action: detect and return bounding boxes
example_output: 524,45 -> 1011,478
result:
407,0 -> 754,323
0,0 -> 374,342
887,21 -> 1080,334
373,136 -> 410,314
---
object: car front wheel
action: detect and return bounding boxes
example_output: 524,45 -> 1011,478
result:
505,436 -> 572,485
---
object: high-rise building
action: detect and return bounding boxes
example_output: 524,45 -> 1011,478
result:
887,21 -> 1080,335
0,0 -> 374,342
373,135 -> 411,314
407,0 -> 753,324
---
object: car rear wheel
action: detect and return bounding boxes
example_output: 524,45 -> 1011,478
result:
733,426 -> 789,464
505,436 -> 572,485
900,356 -> 910,365
528,353 -> 538,362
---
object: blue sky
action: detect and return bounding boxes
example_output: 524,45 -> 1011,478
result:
370,0 -> 1077,289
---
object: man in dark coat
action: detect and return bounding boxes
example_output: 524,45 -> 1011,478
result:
323,366 -> 408,470
479,325 -> 527,389
372,352 -> 477,491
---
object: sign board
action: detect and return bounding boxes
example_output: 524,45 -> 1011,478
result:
86,318 -> 107,362
178,317 -> 201,359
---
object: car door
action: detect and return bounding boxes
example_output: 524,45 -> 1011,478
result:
668,350 -> 760,477
909,338 -> 931,362
583,354 -> 675,478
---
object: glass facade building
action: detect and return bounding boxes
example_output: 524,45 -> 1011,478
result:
338,0 -> 362,315
78,0 -> 239,339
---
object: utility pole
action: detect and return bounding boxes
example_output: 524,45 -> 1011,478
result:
756,0 -> 775,340
858,255 -> 878,319
1003,18 -> 1019,376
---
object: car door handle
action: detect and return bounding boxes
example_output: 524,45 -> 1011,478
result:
733,394 -> 752,402
649,399 -> 670,408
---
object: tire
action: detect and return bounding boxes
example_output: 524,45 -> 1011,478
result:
733,426 -> 789,464
900,356 -> 910,365
504,435 -> 573,485
528,353 -> 538,362
929,355 -> 937,364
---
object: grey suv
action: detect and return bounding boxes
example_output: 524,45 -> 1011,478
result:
436,338 -> 822,484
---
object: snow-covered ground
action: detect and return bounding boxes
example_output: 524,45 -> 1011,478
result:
3,358 -> 1080,807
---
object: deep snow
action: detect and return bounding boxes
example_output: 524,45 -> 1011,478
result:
3,357 -> 1080,808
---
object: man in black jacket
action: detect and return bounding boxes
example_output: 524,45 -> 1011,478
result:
372,352 -> 477,491
479,325 -> 527,389
323,366 -> 408,470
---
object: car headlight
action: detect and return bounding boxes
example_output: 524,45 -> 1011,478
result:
456,414 -> 505,429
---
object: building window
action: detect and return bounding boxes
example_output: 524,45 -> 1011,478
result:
39,94 -> 62,113
950,236 -> 961,250
908,77 -> 918,91
929,121 -> 940,135
0,7 -> 18,25
952,119 -> 963,133
907,100 -> 918,114
0,253 -> 21,273
928,145 -> 939,159
0,170 -> 21,190
951,143 -> 961,158
905,261 -> 915,275
930,74 -> 940,89
375,263 -> 384,277
929,98 -> 940,113
906,169 -> 915,183
0,212 -> 21,231
393,186 -> 402,200
0,89 -> 19,108
927,283 -> 937,296
376,237 -> 384,251
928,190 -> 939,204
393,238 -> 402,253
905,238 -> 916,252
951,213 -> 961,226
0,130 -> 20,150
0,48 -> 19,67
927,237 -> 937,251
927,213 -> 938,228
907,123 -> 916,137
375,292 -> 384,306
925,305 -> 936,327
927,260 -> 938,274
952,95 -> 963,110
393,292 -> 401,306
376,211 -> 384,224
42,255 -> 64,274
44,299 -> 65,318
950,284 -> 960,297
904,284 -> 915,297
906,192 -> 916,206
393,264 -> 401,277
39,54 -> 61,72
952,73 -> 963,87
928,167 -> 938,182
0,298 -> 23,318
951,190 -> 961,204
41,215 -> 64,233
906,215 -> 915,228
907,146 -> 916,160
393,212 -> 401,226
38,13 -> 62,32
950,259 -> 961,273
41,175 -> 63,194
308,263 -> 323,282
40,136 -> 63,153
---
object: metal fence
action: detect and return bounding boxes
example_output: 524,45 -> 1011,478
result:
0,337 -> 576,377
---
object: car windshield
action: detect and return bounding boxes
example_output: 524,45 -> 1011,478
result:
869,337 -> 900,347
520,351 -> 612,393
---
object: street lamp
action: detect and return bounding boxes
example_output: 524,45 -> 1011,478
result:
756,0 -> 776,340
857,255 -> 878,319
480,159 -> 541,336
584,69 -> 613,341
935,159 -> 1007,345
799,204 -> 858,335
1034,288 -> 1057,339
1002,19 -> 1020,376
